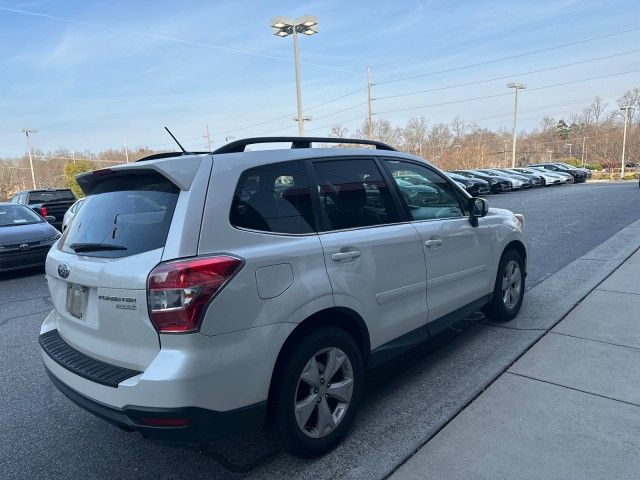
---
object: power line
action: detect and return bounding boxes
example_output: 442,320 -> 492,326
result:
374,68 -> 640,116
375,26 -> 640,86
375,49 -> 640,101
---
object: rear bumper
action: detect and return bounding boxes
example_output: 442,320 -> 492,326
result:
45,367 -> 266,442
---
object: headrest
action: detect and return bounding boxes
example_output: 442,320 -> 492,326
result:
337,183 -> 367,209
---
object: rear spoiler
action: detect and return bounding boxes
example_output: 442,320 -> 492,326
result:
76,154 -> 206,195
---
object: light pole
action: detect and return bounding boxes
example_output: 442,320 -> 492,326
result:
620,105 -> 634,179
565,143 -> 572,160
507,82 -> 526,168
547,149 -> 553,161
271,15 -> 318,136
21,128 -> 38,189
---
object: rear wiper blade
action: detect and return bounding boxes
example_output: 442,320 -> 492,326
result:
68,242 -> 127,252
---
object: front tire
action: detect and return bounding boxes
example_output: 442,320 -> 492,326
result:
269,327 -> 364,457
485,249 -> 525,322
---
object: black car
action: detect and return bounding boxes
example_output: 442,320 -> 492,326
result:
528,163 -> 588,183
452,170 -> 513,193
0,203 -> 61,273
446,172 -> 491,196
11,188 -> 76,230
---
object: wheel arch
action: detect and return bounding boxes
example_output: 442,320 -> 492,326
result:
267,307 -> 371,402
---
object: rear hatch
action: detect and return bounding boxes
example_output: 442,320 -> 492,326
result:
45,172 -> 180,371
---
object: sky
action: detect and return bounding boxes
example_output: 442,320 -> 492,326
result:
1,0 -> 639,156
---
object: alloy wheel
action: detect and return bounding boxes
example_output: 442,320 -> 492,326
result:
501,260 -> 522,310
294,347 -> 354,439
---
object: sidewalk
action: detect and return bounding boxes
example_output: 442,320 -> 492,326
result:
391,249 -> 640,479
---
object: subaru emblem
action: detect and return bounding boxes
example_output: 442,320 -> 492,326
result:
58,263 -> 70,279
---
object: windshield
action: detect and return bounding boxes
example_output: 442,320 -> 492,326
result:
0,204 -> 43,227
60,173 -> 179,258
28,190 -> 75,203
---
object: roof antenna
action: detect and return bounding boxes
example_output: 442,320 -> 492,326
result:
164,127 -> 189,154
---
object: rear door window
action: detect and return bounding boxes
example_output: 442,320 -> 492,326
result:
312,158 -> 399,231
60,173 -> 179,258
229,160 -> 315,234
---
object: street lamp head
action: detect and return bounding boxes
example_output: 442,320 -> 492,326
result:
297,15 -> 318,27
273,28 -> 291,37
620,105 -> 635,112
298,24 -> 318,35
507,82 -> 526,89
270,16 -> 292,29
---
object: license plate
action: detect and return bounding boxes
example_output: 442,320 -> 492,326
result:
66,284 -> 88,320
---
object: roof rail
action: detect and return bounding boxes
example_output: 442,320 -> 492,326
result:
212,136 -> 397,154
135,151 -> 209,162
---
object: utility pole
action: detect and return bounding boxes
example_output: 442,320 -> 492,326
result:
72,150 -> 76,164
123,138 -> 130,164
620,105 -> 634,179
204,125 -> 212,151
21,128 -> 37,189
503,140 -> 508,166
507,82 -> 526,168
565,143 -> 572,159
581,136 -> 586,166
367,65 -> 373,139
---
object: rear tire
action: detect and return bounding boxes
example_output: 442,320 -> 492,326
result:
269,326 -> 364,457
484,249 -> 525,322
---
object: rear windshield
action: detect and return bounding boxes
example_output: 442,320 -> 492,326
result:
28,190 -> 75,203
60,173 -> 179,258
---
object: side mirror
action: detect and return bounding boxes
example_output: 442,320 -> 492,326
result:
45,215 -> 56,223
468,197 -> 488,227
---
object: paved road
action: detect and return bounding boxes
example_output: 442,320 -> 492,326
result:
1,181 -> 639,480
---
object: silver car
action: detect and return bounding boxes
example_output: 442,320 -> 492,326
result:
40,136 -> 527,457
61,198 -> 85,231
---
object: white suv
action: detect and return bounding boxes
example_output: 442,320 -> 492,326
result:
40,137 -> 527,457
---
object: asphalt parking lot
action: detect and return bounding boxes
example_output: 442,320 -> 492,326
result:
1,181 -> 639,480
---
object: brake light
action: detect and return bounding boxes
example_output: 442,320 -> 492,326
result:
40,206 -> 47,217
147,256 -> 243,333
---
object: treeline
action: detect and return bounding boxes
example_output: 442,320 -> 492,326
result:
1,87 -> 638,200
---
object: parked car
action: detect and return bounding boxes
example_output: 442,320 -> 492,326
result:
528,163 -> 587,183
554,162 -> 592,179
475,169 -> 527,190
512,167 -> 564,185
452,170 -> 512,193
0,203 -> 61,273
39,136 -> 527,457
494,168 -> 543,187
62,198 -> 85,231
480,169 -> 534,189
11,188 -> 76,230
445,172 -> 491,196
526,166 -> 573,184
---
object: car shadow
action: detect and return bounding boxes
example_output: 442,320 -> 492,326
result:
174,310 -> 488,474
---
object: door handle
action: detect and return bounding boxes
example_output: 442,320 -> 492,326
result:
424,239 -> 443,248
331,250 -> 361,261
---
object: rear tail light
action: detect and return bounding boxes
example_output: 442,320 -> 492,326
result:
147,256 -> 243,333
40,206 -> 48,217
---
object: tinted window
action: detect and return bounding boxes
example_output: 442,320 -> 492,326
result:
28,190 -> 75,203
230,160 -> 315,234
60,173 -> 178,258
384,160 -> 464,221
313,159 -> 399,231
0,204 -> 43,226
